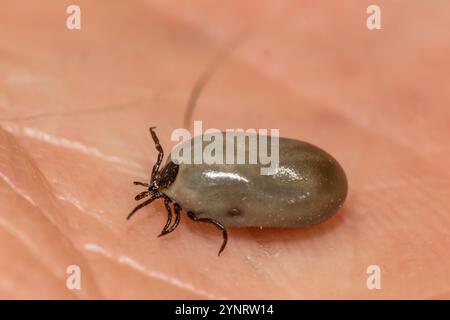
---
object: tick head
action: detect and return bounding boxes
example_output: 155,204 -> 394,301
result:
132,179 -> 160,201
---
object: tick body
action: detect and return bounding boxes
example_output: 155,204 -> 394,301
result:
128,128 -> 348,255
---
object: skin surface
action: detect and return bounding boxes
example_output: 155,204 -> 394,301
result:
1,0 -> 450,299
164,132 -> 348,228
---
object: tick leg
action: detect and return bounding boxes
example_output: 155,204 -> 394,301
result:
133,181 -> 149,187
127,193 -> 161,220
187,211 -> 228,256
134,190 -> 150,201
158,197 -> 173,237
159,202 -> 182,237
149,127 -> 164,180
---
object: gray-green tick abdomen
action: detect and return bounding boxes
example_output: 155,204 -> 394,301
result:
162,132 -> 347,228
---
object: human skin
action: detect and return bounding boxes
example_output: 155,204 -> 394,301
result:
0,0 -> 449,299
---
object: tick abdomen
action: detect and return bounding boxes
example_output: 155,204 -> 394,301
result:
162,133 -> 348,228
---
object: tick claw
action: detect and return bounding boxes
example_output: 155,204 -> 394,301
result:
158,230 -> 168,237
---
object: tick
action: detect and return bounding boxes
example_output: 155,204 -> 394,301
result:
127,127 -> 348,256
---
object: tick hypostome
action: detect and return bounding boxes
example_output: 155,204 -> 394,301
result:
127,128 -> 348,256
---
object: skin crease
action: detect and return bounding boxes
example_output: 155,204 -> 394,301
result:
163,132 -> 348,228
0,0 -> 450,299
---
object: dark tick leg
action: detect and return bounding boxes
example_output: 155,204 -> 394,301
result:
149,127 -> 164,181
158,197 -> 173,237
134,190 -> 150,201
159,202 -> 182,237
133,181 -> 149,187
187,211 -> 228,256
127,193 -> 161,220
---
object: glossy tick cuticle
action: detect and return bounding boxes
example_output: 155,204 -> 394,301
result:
127,128 -> 348,256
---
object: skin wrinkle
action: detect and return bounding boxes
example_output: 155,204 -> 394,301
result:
0,171 -> 36,206
54,193 -> 116,229
0,128 -> 103,298
2,124 -> 220,298
0,99 -> 151,122
0,220 -> 79,299
0,1 -> 448,298
0,102 -> 139,225
2,123 -> 144,177
0,127 -> 70,227
0,124 -> 139,234
1,139 -> 136,299
1,119 -> 181,298
0,179 -> 104,299
83,242 -> 225,299
0,129 -> 58,225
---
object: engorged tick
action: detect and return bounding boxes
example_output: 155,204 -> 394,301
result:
127,127 -> 348,256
